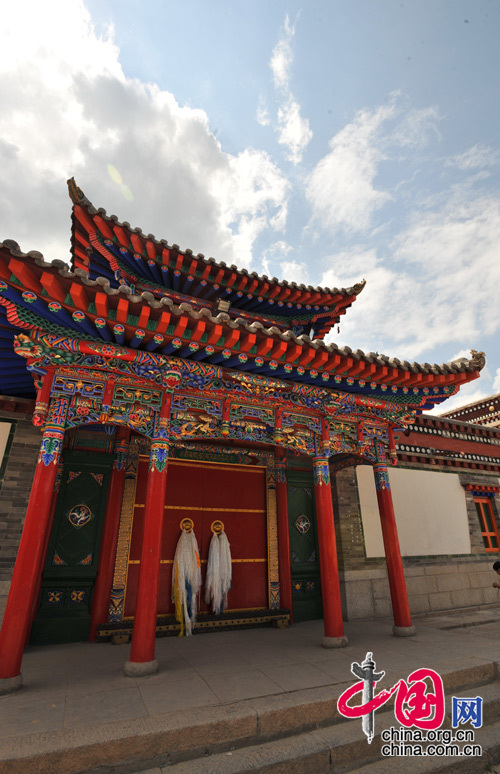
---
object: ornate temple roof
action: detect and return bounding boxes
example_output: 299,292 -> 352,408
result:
68,179 -> 364,340
439,392 -> 500,428
0,233 -> 485,411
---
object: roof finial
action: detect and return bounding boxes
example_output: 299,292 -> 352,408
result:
67,177 -> 85,205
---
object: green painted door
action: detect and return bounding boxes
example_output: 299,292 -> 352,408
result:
30,451 -> 112,645
287,472 -> 323,622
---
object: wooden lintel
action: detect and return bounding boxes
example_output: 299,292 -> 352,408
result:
156,311 -> 171,334
256,337 -> 273,356
207,324 -> 223,345
94,291 -> 109,318
224,329 -> 240,348
146,241 -> 157,261
40,272 -> 66,303
161,248 -> 171,266
75,231 -> 90,249
130,233 -> 144,256
73,205 -> 96,235
92,215 -> 114,241
286,344 -> 303,364
8,258 -> 42,293
323,353 -> 343,373
172,315 -> 188,338
298,348 -> 315,367
190,320 -> 206,342
309,350 -> 329,370
267,285 -> 281,300
113,226 -> 130,248
346,360 -> 365,378
137,306 -> 151,329
236,276 -> 248,292
188,259 -> 198,275
69,283 -> 89,311
270,341 -> 287,360
226,272 -> 238,290
240,333 -> 256,352
116,298 -> 130,324
201,264 -> 212,281
214,268 -> 225,285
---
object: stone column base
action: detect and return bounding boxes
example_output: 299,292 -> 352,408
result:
0,673 -> 22,695
393,625 -> 417,638
124,659 -> 158,677
322,635 -> 348,648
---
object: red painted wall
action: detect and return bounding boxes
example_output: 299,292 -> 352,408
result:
124,458 -> 268,617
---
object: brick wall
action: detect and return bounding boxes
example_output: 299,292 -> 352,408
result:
0,410 -> 39,583
332,462 -> 500,620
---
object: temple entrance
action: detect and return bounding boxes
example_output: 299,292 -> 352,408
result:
30,451 -> 112,645
287,471 -> 323,622
124,457 -> 269,617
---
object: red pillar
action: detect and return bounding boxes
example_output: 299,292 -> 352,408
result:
124,393 -> 172,676
0,395 -> 68,692
275,453 -> 293,620
373,444 -> 415,636
313,456 -> 347,648
29,462 -> 64,633
89,428 -> 130,642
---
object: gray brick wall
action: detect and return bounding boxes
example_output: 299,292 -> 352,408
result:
0,411 -> 40,582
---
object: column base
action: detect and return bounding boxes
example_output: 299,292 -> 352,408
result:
322,635 -> 348,649
392,625 -> 417,638
124,659 -> 158,677
0,673 -> 23,695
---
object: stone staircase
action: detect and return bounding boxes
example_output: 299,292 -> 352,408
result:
1,661 -> 499,773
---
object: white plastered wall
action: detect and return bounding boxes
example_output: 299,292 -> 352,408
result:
356,466 -> 471,557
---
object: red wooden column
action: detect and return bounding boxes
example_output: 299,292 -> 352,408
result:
275,452 -> 293,620
373,443 -> 416,636
89,427 -> 131,642
313,456 -> 347,648
0,395 -> 69,693
124,387 -> 175,677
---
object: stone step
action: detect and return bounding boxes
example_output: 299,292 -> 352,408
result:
0,663 -> 497,774
132,680 -> 500,774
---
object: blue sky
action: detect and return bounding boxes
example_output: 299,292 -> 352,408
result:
1,0 -> 500,411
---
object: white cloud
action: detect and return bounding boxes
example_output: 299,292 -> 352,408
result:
306,104 -> 395,235
268,15 -> 312,165
256,101 -> 270,127
319,187 -> 500,365
270,14 -> 295,90
279,259 -> 309,285
392,106 -> 441,149
492,368 -> 500,394
276,97 -> 313,165
449,144 -> 498,171
0,0 -> 289,269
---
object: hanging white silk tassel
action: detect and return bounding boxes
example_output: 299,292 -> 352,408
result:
172,529 -> 201,636
205,531 -> 232,614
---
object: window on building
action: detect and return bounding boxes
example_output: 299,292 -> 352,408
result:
474,498 -> 500,552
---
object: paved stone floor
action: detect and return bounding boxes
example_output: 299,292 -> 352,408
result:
0,607 -> 498,743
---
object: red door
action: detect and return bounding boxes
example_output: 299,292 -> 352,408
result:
124,458 -> 268,617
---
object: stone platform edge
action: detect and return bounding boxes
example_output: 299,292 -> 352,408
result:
0,661 -> 497,774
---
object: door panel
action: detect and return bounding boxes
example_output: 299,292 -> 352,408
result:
124,458 -> 269,617
30,452 -> 112,644
287,473 -> 323,622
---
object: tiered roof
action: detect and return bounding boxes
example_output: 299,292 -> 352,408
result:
0,178 -> 485,412
68,179 -> 363,340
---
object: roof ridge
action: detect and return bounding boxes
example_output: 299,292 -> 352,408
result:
0,238 -> 484,378
66,178 -> 366,299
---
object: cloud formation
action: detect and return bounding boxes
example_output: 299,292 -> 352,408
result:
0,0 -> 289,268
268,15 -> 312,164
306,104 -> 395,235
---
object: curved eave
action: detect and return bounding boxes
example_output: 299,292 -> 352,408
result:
68,178 -> 365,325
0,239 -> 485,410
